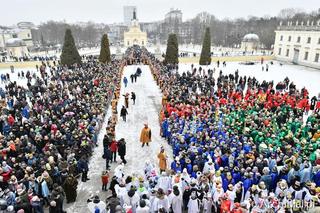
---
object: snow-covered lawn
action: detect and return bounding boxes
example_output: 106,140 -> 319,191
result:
178,61 -> 320,97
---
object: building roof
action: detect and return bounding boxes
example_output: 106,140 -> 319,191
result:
243,33 -> 259,42
5,38 -> 26,47
17,22 -> 35,29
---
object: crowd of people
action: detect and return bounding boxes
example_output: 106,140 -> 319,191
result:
101,46 -> 320,213
0,57 -> 124,212
153,53 -> 320,212
1,44 -> 320,213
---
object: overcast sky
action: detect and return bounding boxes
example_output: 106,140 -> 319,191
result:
1,0 -> 319,26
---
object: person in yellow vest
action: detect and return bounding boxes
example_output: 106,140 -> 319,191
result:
157,146 -> 167,173
140,123 -> 151,147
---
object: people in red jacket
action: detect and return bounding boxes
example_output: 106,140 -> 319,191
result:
109,139 -> 118,162
7,115 -> 14,126
221,193 -> 231,213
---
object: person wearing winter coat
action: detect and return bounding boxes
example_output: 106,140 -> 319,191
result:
123,93 -> 129,108
153,188 -> 170,212
78,156 -> 89,182
140,124 -> 151,147
123,77 -> 128,88
109,139 -> 118,163
87,196 -> 107,213
63,175 -> 78,203
157,146 -> 167,173
101,171 -> 109,191
188,191 -> 200,213
118,138 -> 127,164
131,92 -> 136,105
106,193 -> 121,213
171,186 -> 182,213
30,196 -> 44,213
157,172 -> 172,194
123,188 -> 140,212
136,199 -> 150,213
120,106 -> 128,122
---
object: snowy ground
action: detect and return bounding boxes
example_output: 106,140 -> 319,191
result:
1,61 -> 319,212
115,65 -> 173,176
178,61 -> 320,98
64,65 -> 173,212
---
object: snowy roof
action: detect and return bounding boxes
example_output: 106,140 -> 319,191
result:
5,38 -> 26,47
243,33 -> 260,42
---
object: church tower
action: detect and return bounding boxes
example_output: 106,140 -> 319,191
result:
123,7 -> 147,47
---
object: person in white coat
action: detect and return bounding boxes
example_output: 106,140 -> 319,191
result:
136,199 -> 150,213
114,180 -> 127,202
87,196 -> 107,213
153,188 -> 170,212
171,186 -> 182,213
157,172 -> 172,194
187,191 -> 200,213
203,157 -> 215,174
122,188 -> 140,212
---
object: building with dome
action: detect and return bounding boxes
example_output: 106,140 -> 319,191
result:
123,9 -> 147,47
241,33 -> 260,52
5,38 -> 29,58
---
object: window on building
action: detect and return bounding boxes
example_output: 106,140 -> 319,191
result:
297,36 -> 301,43
12,34 -> 17,38
315,53 -> 320,62
280,35 -> 283,41
318,38 -> 320,44
127,41 -> 130,46
307,37 -> 311,43
288,36 -> 291,42
286,49 -> 289,56
27,33 -> 30,38
142,41 -> 144,45
278,48 -> 282,55
304,52 -> 309,60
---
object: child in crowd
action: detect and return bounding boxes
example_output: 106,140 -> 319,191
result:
101,170 -> 109,191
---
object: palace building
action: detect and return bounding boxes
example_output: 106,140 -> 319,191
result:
274,20 -> 320,69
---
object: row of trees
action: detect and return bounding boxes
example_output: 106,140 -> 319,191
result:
60,29 -> 111,66
144,8 -> 320,49
60,27 -> 210,66
164,28 -> 212,65
32,21 -> 110,48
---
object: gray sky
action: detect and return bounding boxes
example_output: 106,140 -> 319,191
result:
1,0 -> 319,25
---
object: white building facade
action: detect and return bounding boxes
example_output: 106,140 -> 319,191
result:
123,9 -> 147,47
274,21 -> 320,69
